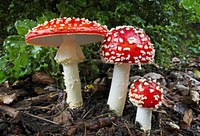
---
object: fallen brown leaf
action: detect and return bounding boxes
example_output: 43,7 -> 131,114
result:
0,93 -> 17,104
1,81 -> 10,88
0,105 -> 19,119
53,109 -> 73,125
183,109 -> 193,127
32,72 -> 55,84
190,90 -> 199,104
34,86 -> 48,95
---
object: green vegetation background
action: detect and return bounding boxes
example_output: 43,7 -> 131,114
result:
0,0 -> 199,85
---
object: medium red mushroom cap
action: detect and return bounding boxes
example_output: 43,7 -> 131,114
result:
25,17 -> 108,46
100,26 -> 155,65
129,78 -> 163,108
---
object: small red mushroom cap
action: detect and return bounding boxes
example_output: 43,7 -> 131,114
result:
129,78 -> 163,108
100,26 -> 155,66
25,17 -> 108,46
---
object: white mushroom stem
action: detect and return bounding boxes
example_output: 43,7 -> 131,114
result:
54,36 -> 84,108
62,62 -> 82,108
107,63 -> 130,116
135,107 -> 152,133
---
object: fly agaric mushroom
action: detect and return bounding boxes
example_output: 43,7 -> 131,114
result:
100,26 -> 155,115
129,78 -> 163,134
26,17 -> 108,108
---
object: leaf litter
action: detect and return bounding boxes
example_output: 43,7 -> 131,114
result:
0,59 -> 200,136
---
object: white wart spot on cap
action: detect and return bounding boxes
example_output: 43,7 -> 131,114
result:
128,37 -> 137,44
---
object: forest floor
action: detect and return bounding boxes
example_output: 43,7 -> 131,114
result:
0,58 -> 200,136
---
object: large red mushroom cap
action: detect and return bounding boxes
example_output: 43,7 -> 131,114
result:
129,78 -> 163,108
25,17 -> 108,46
100,26 -> 155,66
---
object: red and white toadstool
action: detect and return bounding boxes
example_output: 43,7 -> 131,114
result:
100,26 -> 155,115
129,78 -> 163,133
26,17 -> 108,108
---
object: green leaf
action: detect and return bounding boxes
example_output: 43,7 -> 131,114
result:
194,3 -> 200,15
56,1 -> 77,17
0,55 -> 8,83
3,36 -> 25,59
181,0 -> 196,9
15,19 -> 37,36
0,70 -> 7,83
31,46 -> 42,58
76,0 -> 87,7
12,52 -> 29,78
37,11 -> 58,24
2,35 -> 33,79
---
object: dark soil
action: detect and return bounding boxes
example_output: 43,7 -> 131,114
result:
0,60 -> 200,136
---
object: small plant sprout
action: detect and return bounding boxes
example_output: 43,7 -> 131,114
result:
26,17 -> 108,108
129,78 -> 163,134
100,26 -> 155,116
